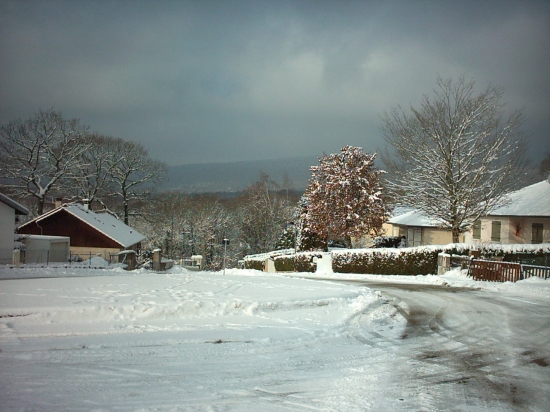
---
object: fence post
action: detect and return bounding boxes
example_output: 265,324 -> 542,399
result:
520,265 -> 524,281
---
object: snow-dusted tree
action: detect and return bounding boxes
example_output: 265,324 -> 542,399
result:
104,138 -> 167,225
0,109 -> 90,215
236,173 -> 295,254
66,133 -> 116,207
301,146 -> 391,250
135,192 -> 191,259
381,76 -> 527,242
135,192 -> 240,269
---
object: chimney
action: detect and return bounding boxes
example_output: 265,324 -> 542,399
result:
55,197 -> 63,208
82,199 -> 90,210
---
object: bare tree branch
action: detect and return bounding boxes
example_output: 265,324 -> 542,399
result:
0,109 -> 91,214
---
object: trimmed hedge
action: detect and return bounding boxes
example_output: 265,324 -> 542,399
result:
244,259 -> 264,271
274,253 -> 323,273
244,243 -> 550,276
332,248 -> 440,275
331,243 -> 550,276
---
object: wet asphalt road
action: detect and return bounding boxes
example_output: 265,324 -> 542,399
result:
321,278 -> 550,411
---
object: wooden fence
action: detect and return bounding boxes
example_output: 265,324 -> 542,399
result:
469,259 -> 550,282
521,264 -> 550,280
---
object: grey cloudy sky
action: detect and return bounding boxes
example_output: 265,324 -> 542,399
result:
1,0 -> 549,166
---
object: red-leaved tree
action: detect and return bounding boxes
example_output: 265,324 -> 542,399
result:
300,146 -> 392,250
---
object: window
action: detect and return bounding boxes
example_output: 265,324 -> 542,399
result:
407,227 -> 422,247
491,221 -> 501,242
473,220 -> 481,240
532,223 -> 543,244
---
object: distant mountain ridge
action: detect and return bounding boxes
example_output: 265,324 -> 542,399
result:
161,156 -> 317,193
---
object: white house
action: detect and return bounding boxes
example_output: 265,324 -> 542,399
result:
464,179 -> 550,245
0,193 -> 29,264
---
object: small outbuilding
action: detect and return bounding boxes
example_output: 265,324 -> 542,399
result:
0,193 -> 29,264
17,235 -> 70,264
18,202 -> 146,261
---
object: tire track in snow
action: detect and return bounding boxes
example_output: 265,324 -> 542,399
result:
340,281 -> 550,411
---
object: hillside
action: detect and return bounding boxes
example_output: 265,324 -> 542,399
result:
161,156 -> 316,193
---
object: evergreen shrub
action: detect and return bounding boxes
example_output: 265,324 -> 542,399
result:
332,248 -> 441,275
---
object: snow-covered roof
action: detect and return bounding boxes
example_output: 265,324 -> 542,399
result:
387,210 -> 442,227
490,180 -> 550,217
29,203 -> 146,247
0,192 -> 29,215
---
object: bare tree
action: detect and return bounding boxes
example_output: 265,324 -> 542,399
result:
66,133 -> 116,206
301,146 -> 391,250
236,173 -> 295,254
0,109 -> 90,214
381,76 -> 527,242
137,192 -> 239,268
135,191 -> 191,259
104,137 -> 167,225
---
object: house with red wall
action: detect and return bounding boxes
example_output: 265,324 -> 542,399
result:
18,202 -> 145,261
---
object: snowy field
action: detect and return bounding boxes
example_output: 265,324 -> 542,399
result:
1,264 -> 549,411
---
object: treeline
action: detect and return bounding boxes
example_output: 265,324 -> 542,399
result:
132,173 -> 301,270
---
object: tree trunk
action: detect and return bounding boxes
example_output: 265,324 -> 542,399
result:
452,228 -> 460,243
344,235 -> 353,249
124,201 -> 129,225
38,197 -> 45,216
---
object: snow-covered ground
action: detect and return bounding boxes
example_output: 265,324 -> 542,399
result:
1,264 -> 549,411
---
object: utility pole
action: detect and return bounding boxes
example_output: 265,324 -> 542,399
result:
223,238 -> 229,275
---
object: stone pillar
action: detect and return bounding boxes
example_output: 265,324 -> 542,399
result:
125,251 -> 137,271
153,249 -> 162,272
315,253 -> 333,274
12,249 -> 21,268
437,253 -> 451,275
264,258 -> 276,273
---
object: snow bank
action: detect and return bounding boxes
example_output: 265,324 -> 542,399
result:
0,265 -> 379,339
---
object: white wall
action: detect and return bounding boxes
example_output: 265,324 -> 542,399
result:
22,236 -> 70,264
464,216 -> 550,244
0,202 -> 16,264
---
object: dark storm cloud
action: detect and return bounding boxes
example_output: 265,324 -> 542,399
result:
1,0 -> 549,165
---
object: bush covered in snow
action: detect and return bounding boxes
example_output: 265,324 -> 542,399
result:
372,236 -> 403,248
